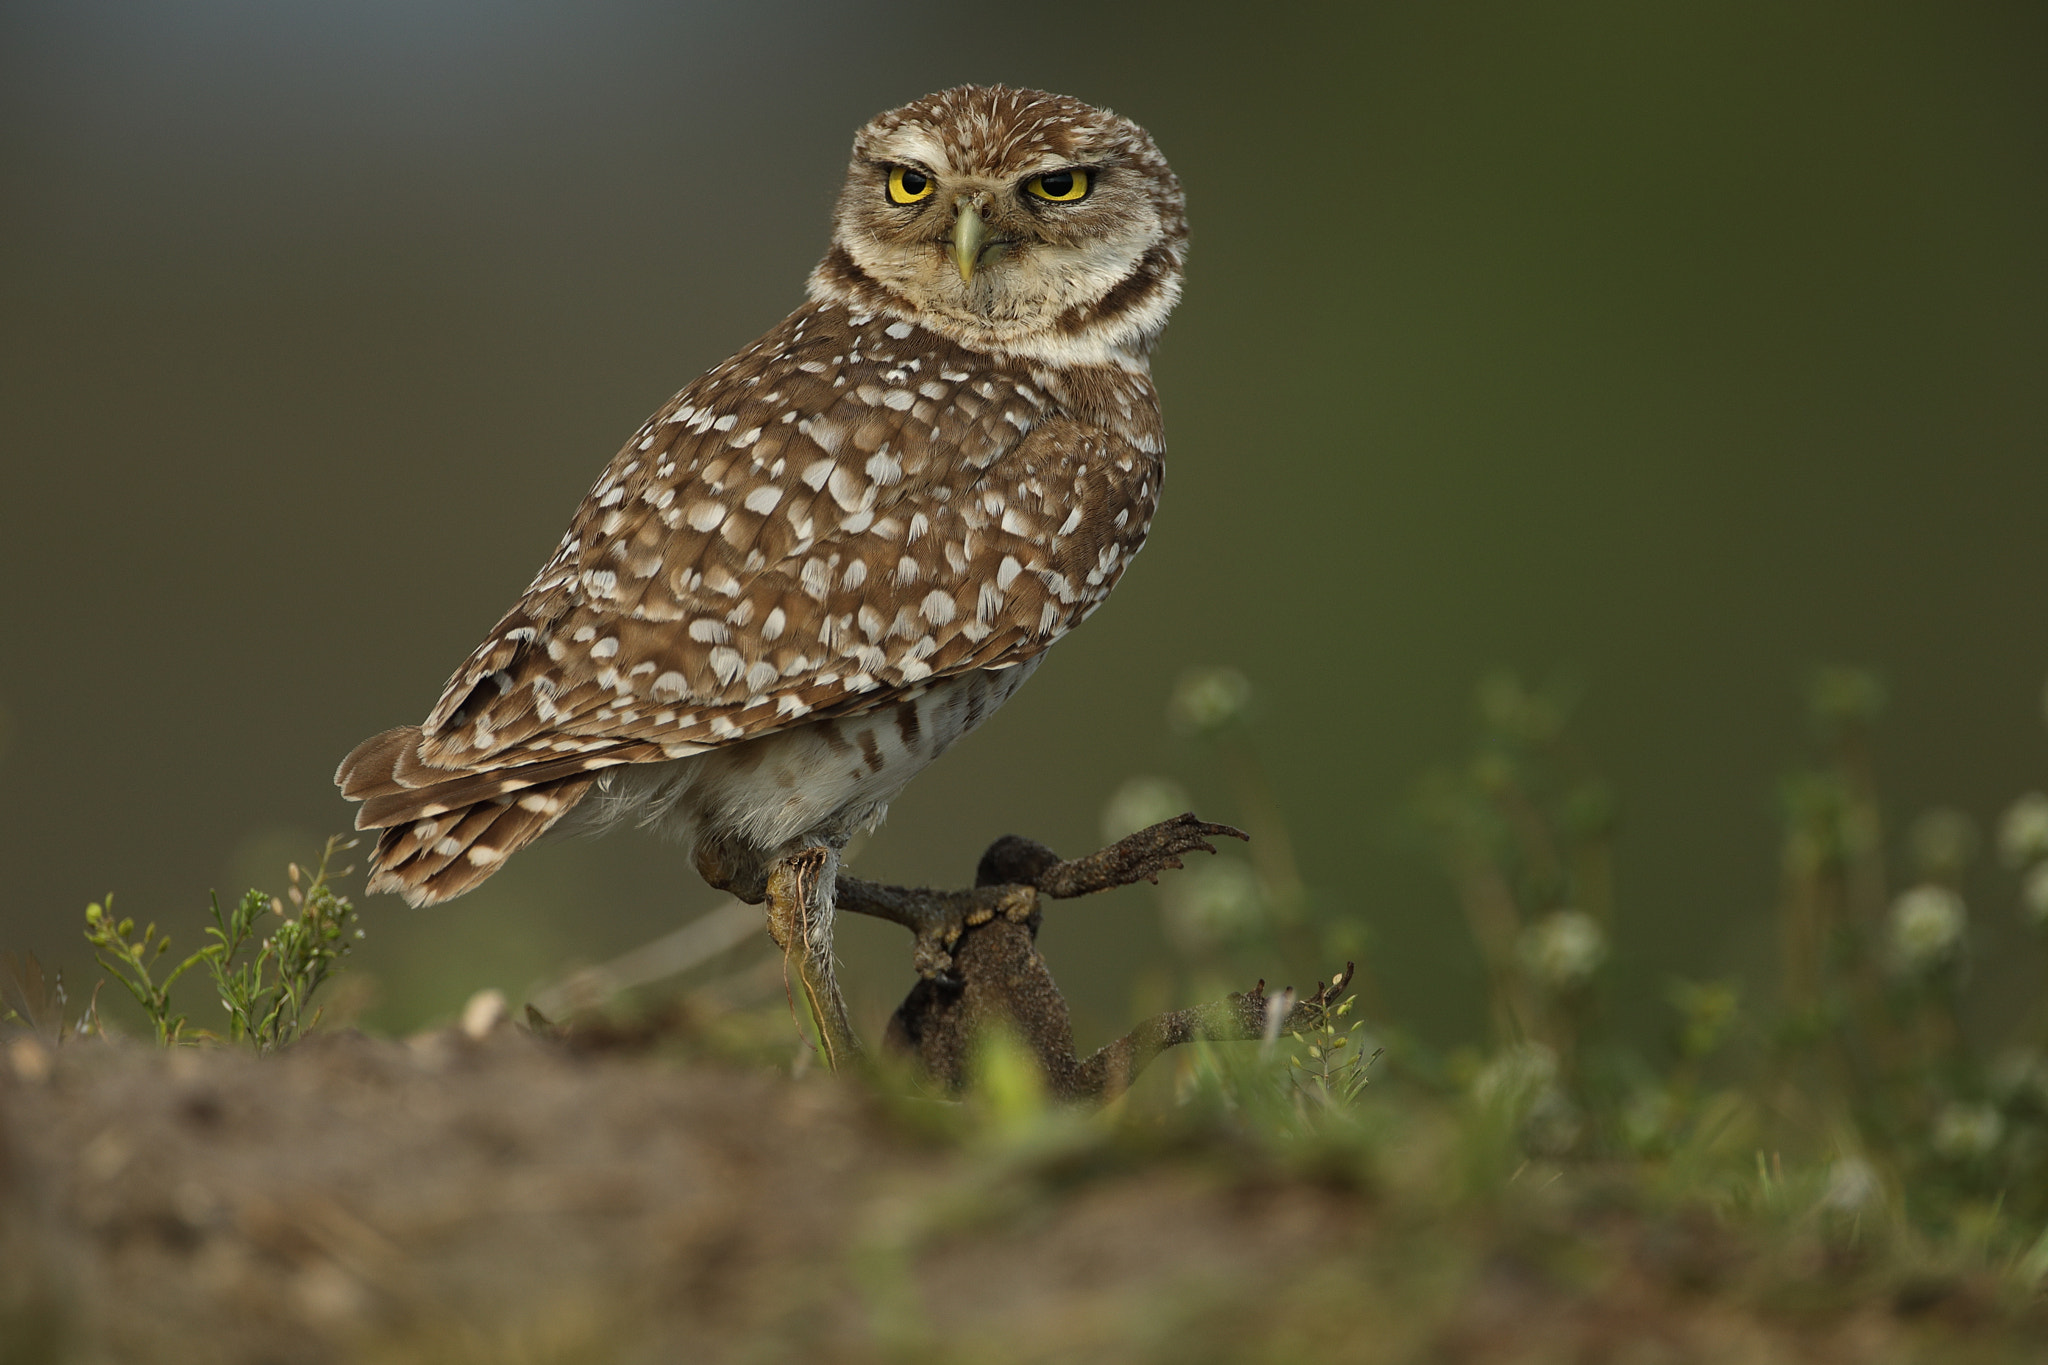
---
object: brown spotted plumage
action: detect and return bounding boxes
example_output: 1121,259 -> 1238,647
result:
337,85 -> 1185,1053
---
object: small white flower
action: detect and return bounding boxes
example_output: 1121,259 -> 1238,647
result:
1470,1044 -> 1580,1153
1160,860 -> 1264,952
2023,864 -> 2048,931
1820,1156 -> 1883,1215
1517,909 -> 1607,991
1887,885 -> 1966,975
1099,775 -> 1190,845
1998,793 -> 2048,869
1932,1102 -> 2004,1160
1167,666 -> 1253,736
1471,1041 -> 1558,1110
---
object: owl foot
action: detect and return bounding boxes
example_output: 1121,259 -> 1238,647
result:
764,845 -> 861,1070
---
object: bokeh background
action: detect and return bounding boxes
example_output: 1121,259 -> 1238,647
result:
3,1 -> 2044,1048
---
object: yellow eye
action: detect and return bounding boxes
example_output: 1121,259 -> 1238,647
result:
887,166 -> 934,204
1024,168 -> 1091,203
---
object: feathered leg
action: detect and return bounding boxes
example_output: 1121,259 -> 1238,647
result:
764,845 -> 860,1070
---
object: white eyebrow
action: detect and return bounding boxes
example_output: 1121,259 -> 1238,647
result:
1010,154 -> 1092,177
873,127 -> 950,172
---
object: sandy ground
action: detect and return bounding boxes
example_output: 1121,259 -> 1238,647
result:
3,1022 -> 2041,1365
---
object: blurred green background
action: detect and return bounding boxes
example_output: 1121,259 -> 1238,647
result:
3,1 -> 2044,1048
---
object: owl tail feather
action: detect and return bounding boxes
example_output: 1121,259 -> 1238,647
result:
336,725 -> 596,907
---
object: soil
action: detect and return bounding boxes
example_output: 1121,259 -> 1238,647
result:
4,1021 -> 2042,1365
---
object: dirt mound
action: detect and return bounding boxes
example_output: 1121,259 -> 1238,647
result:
2,1027 -> 2036,1364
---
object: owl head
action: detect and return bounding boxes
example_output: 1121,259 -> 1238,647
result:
809,85 -> 1188,366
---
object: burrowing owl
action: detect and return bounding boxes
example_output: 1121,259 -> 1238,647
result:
337,85 -> 1187,1060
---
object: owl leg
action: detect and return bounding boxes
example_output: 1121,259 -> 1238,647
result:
763,844 -> 861,1069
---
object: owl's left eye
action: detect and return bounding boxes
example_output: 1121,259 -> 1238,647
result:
887,167 -> 934,204
1024,168 -> 1092,203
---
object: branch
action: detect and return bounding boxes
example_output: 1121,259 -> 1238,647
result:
838,814 -> 1248,981
864,815 -> 1351,1101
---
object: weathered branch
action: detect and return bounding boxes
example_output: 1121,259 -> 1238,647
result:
1053,966 -> 1356,1101
837,814 -> 1249,981
851,814 -> 1354,1100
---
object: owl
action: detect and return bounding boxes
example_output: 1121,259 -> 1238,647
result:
336,85 -> 1188,1062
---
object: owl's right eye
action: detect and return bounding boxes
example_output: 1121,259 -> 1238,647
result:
886,167 -> 934,204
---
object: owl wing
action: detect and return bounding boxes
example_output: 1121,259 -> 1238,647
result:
339,303 -> 1160,827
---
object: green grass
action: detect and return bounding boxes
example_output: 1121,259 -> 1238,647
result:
1087,662 -> 2048,1296
3,834 -> 364,1049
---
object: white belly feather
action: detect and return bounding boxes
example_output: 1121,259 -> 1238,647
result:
575,659 -> 1044,855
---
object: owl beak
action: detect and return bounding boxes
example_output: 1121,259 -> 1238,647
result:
949,200 -> 987,283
